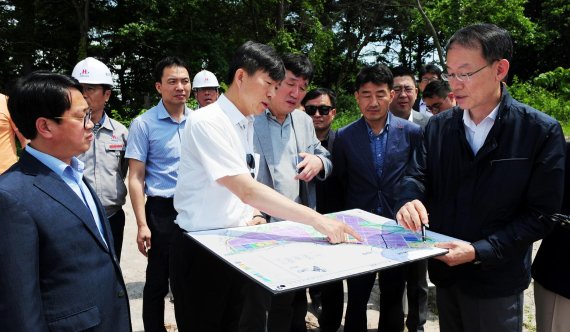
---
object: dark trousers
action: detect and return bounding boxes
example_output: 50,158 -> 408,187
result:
436,284 -> 523,332
142,197 -> 177,332
344,260 -> 428,332
170,228 -> 247,332
108,208 -> 125,262
378,260 -> 428,332
314,281 -> 344,332
240,280 -> 308,332
268,290 -> 308,332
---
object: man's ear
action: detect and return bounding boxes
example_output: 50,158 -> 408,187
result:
234,68 -> 245,89
496,59 -> 510,82
36,118 -> 54,139
155,82 -> 162,95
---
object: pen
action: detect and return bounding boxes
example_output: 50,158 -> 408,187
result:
422,223 -> 429,242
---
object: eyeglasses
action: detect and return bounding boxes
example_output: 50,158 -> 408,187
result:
52,110 -> 93,128
420,77 -> 439,83
442,63 -> 492,82
425,103 -> 442,113
393,86 -> 416,95
246,153 -> 255,178
305,105 -> 333,116
194,87 -> 218,93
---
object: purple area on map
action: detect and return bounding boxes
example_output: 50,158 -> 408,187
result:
226,214 -> 431,253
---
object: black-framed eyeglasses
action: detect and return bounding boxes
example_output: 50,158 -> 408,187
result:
442,62 -> 493,82
246,153 -> 255,178
52,110 -> 93,128
305,105 -> 333,116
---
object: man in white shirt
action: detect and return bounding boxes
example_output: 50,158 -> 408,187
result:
170,41 -> 361,332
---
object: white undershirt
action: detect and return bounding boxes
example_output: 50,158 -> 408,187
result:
462,104 -> 500,155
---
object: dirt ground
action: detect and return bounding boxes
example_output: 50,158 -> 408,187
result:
120,194 -> 538,332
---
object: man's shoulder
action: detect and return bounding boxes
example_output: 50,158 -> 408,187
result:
507,97 -> 559,128
107,117 -> 128,132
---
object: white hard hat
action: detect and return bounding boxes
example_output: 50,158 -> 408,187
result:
72,57 -> 114,86
192,70 -> 220,89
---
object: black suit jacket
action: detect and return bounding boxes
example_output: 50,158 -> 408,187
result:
0,150 -> 131,331
333,115 -> 422,219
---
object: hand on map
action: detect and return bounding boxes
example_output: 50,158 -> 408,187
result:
396,199 -> 429,232
314,217 -> 363,244
433,241 -> 477,266
294,152 -> 323,182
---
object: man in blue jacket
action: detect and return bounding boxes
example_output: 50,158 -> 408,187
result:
396,23 -> 565,332
332,63 -> 422,332
0,72 -> 131,331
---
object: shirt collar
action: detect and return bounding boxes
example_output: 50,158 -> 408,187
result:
157,99 -> 190,122
218,94 -> 253,128
265,108 -> 292,125
462,103 -> 500,128
25,144 -> 84,182
366,112 -> 391,137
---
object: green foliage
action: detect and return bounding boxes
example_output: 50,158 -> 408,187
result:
509,68 -> 570,122
332,94 -> 361,129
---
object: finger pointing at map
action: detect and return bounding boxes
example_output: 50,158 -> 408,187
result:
313,216 -> 363,244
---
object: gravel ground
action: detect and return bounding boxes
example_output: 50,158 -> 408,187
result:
120,193 -> 538,332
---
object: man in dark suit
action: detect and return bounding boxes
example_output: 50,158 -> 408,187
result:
333,64 -> 422,332
0,72 -> 131,331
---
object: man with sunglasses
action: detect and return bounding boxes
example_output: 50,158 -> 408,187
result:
0,72 -> 131,331
332,63 -> 422,332
301,88 -> 345,332
396,24 -> 565,332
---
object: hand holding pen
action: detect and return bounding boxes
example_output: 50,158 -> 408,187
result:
396,199 -> 430,239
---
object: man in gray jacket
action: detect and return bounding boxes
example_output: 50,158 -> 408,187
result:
243,53 -> 331,332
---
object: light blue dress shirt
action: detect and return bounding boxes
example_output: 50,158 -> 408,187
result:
125,100 -> 189,198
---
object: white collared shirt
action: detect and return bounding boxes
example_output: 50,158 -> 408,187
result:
462,104 -> 500,154
174,94 -> 254,232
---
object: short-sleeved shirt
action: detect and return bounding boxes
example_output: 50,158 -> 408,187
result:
125,100 -> 189,198
78,113 -> 129,217
174,94 -> 253,232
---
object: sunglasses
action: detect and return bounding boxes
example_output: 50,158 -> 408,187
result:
246,153 -> 255,178
305,105 -> 333,116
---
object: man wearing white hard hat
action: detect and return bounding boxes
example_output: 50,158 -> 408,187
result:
192,69 -> 220,108
72,57 -> 129,261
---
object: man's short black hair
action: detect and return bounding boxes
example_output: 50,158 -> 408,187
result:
446,23 -> 513,64
8,71 -> 83,140
355,64 -> 394,91
154,56 -> 190,83
301,88 -> 337,109
391,66 -> 416,85
226,41 -> 285,85
282,53 -> 314,83
422,80 -> 451,99
419,64 -> 442,79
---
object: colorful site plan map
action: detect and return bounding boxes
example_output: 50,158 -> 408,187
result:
187,209 -> 460,293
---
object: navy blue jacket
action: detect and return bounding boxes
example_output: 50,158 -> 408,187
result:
532,142 -> 570,300
0,151 -> 131,331
396,87 -> 565,297
333,115 -> 422,219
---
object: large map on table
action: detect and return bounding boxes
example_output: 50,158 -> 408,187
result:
187,209 -> 459,293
